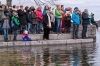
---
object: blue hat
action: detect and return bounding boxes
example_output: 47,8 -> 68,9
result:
75,9 -> 79,12
74,7 -> 79,10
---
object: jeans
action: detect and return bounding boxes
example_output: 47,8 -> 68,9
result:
36,22 -> 41,34
82,24 -> 88,38
20,25 -> 27,33
13,26 -> 18,40
28,23 -> 32,34
56,18 -> 62,33
3,28 -> 8,39
73,24 -> 79,38
32,24 -> 36,34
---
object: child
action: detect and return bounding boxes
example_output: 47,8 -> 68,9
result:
64,11 -> 71,33
22,30 -> 31,41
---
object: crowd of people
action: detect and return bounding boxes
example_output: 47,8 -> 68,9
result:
0,1 -> 98,42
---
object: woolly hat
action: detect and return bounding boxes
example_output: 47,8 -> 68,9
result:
75,9 -> 79,12
24,30 -> 28,34
74,7 -> 79,10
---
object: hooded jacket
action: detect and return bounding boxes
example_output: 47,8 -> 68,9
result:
55,9 -> 63,18
36,10 -> 43,22
72,13 -> 80,25
82,12 -> 90,25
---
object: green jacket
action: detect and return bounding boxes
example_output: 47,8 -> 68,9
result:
11,16 -> 20,26
55,9 -> 63,18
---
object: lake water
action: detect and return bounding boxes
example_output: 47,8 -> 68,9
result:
0,31 -> 99,66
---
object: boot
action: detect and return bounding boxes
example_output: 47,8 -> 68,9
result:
67,28 -> 70,33
4,38 -> 6,42
66,28 -> 68,33
6,38 -> 9,42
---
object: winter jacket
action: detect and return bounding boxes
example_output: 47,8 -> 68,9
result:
82,12 -> 90,25
55,9 -> 63,18
2,17 -> 10,29
22,34 -> 31,41
43,14 -> 51,28
43,9 -> 47,15
72,13 -> 80,25
18,9 -> 27,25
36,10 -> 43,22
64,16 -> 71,27
26,13 -> 32,23
32,11 -> 37,24
0,5 -> 5,21
11,16 -> 20,26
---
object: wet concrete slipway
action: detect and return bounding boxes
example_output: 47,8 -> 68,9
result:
0,29 -> 99,66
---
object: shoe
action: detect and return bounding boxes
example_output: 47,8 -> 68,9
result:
82,37 -> 87,39
43,38 -> 47,40
4,38 -> 9,42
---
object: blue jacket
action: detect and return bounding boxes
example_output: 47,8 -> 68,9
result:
72,13 -> 80,25
43,9 -> 47,15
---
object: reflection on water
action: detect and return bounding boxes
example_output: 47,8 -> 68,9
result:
0,43 -> 96,66
0,31 -> 99,66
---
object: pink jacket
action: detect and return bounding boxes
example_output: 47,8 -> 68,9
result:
36,10 -> 43,22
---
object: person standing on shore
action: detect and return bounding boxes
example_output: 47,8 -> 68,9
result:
2,5 -> 10,42
43,5 -> 49,15
36,6 -> 43,34
43,10 -> 51,40
72,9 -> 80,39
82,9 -> 90,39
55,5 -> 63,34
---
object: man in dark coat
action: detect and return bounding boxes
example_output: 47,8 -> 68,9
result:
82,9 -> 90,39
18,5 -> 27,33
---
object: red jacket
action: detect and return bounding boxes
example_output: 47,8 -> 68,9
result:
61,9 -> 65,33
36,10 -> 43,22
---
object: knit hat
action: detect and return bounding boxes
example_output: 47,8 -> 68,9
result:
75,9 -> 79,12
74,7 -> 79,10
24,30 -> 28,34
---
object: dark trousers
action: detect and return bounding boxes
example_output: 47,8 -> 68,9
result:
82,24 -> 88,38
32,24 -> 36,34
73,24 -> 79,38
43,28 -> 50,39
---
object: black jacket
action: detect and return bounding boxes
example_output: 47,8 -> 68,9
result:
26,13 -> 32,23
43,14 -> 51,28
82,12 -> 90,25
18,9 -> 27,25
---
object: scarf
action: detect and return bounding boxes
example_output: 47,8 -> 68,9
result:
47,14 -> 51,28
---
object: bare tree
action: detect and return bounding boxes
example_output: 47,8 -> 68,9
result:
6,0 -> 58,7
6,0 -> 12,7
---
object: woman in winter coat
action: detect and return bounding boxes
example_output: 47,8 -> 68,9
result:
43,5 -> 49,15
36,6 -> 43,34
43,10 -> 51,40
64,11 -> 71,33
2,5 -> 10,42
